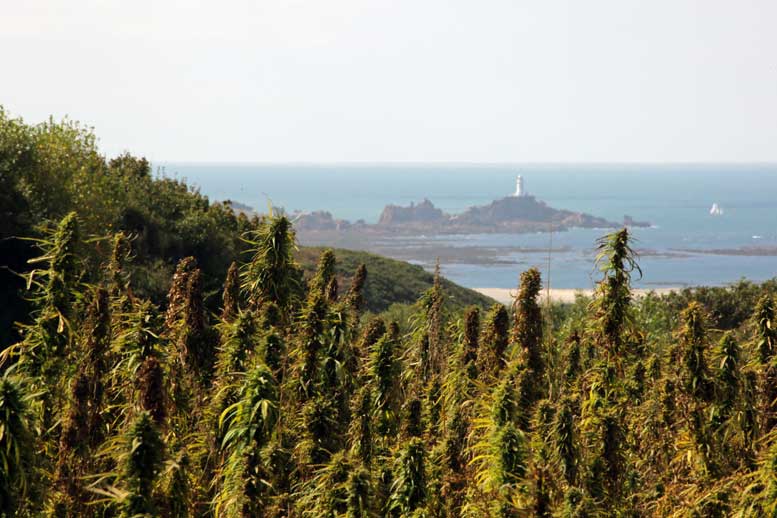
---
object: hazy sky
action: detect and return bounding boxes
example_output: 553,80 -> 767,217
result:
3,1 -> 777,162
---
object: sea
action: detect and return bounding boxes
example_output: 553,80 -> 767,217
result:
156,163 -> 777,290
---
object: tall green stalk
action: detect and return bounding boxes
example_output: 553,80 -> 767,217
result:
589,228 -> 640,356
241,215 -> 300,314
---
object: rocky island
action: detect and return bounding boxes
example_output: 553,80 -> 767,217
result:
233,176 -> 651,262
294,194 -> 648,238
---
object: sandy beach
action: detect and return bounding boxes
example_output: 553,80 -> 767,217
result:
474,287 -> 681,305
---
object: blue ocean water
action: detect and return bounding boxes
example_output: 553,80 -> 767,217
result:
158,163 -> 777,289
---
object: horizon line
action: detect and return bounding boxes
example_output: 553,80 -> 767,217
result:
151,160 -> 777,167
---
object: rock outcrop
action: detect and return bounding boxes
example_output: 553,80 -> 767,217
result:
294,211 -> 354,231
454,196 -> 612,227
378,199 -> 445,226
375,196 -> 619,232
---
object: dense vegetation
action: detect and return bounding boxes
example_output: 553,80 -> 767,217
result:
0,109 -> 488,347
3,110 -> 777,517
2,204 -> 777,517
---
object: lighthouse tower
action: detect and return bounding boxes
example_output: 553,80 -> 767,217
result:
514,175 -> 525,197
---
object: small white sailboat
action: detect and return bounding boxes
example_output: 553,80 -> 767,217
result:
710,203 -> 723,216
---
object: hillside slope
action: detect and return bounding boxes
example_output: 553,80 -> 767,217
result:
298,247 -> 495,313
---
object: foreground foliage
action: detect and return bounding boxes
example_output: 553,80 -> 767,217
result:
1,208 -> 776,517
3,110 -> 777,516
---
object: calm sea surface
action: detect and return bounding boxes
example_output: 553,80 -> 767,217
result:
157,164 -> 777,289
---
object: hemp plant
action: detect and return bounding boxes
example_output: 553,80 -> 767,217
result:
220,261 -> 241,323
478,304 -> 510,381
461,305 -> 480,380
345,263 -> 368,314
589,228 -> 641,357
512,268 -> 544,405
753,295 -> 776,365
119,411 -> 165,518
12,212 -> 82,378
241,214 -> 300,314
0,371 -> 35,517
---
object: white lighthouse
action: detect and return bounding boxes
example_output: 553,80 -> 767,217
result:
514,175 -> 525,197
